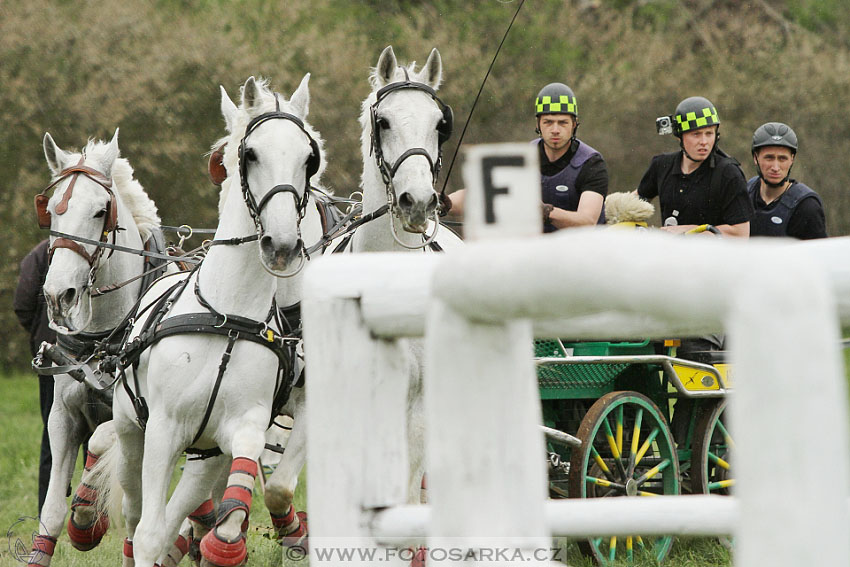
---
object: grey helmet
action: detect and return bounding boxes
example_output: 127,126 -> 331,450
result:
535,83 -> 578,118
752,122 -> 798,155
752,122 -> 797,186
673,96 -> 719,137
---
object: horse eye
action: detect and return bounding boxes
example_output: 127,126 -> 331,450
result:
94,209 -> 107,219
376,117 -> 390,130
244,148 -> 258,162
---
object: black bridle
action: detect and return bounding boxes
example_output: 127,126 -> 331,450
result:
369,71 -> 453,211
238,95 -> 321,234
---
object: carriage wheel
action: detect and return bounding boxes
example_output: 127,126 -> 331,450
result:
569,391 -> 680,565
691,399 -> 734,495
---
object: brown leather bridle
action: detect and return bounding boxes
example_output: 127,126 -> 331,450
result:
35,155 -> 118,267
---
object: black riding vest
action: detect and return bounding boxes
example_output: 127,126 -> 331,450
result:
538,139 -> 605,231
746,177 -> 822,237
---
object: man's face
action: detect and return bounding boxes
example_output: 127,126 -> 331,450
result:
754,146 -> 795,185
538,114 -> 575,152
681,126 -> 717,162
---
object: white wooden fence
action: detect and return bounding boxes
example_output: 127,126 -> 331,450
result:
302,145 -> 850,566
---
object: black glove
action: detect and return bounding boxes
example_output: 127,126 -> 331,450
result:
542,203 -> 554,224
439,192 -> 452,217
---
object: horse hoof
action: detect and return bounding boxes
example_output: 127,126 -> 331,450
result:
278,511 -> 308,549
199,529 -> 246,567
67,514 -> 109,551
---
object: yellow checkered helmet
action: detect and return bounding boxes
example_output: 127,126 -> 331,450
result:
673,96 -> 719,137
535,83 -> 578,118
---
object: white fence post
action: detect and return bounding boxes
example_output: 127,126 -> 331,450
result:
424,299 -> 550,565
304,295 -> 411,566
729,259 -> 850,566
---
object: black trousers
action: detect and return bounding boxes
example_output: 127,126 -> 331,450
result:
38,374 -> 54,515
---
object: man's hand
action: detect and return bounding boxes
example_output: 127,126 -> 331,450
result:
542,203 -> 554,224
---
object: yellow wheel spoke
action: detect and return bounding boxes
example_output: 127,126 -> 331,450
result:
603,418 -> 621,459
636,458 -> 671,486
616,405 -> 624,455
630,408 -> 644,460
635,427 -> 660,466
591,446 -> 612,475
708,451 -> 731,470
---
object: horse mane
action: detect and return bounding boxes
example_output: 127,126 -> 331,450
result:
80,139 -> 161,241
214,77 -> 327,216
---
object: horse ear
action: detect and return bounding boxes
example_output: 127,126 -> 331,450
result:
376,45 -> 397,87
43,132 -> 66,175
99,128 -> 120,178
421,48 -> 443,89
220,85 -> 238,132
289,73 -> 311,119
242,76 -> 262,112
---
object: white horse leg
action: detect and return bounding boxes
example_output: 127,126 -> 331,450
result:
159,518 -> 195,567
265,389 -> 307,544
132,416 -> 184,567
67,420 -> 116,551
113,419 -> 145,567
156,455 -> 228,567
29,398 -> 87,567
199,422 -> 265,567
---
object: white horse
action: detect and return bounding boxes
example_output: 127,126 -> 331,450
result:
102,75 -> 324,567
30,131 -> 162,567
263,47 -> 464,545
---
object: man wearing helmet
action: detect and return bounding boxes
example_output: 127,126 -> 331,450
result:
444,82 -> 608,232
636,96 -> 752,237
748,122 -> 826,239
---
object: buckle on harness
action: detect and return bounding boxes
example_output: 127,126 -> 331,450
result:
134,396 -> 149,429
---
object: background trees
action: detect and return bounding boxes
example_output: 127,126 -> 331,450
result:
2,0 -> 847,370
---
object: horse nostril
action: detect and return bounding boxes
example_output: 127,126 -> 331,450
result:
427,193 -> 438,212
60,288 -> 77,309
398,192 -> 414,212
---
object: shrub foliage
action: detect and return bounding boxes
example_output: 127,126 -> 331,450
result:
3,0 -> 849,370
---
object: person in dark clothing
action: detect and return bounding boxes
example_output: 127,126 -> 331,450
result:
443,82 -> 609,231
747,122 -> 827,239
636,96 -> 752,238
13,239 -> 57,515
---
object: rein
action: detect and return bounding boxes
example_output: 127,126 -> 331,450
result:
438,0 -> 526,200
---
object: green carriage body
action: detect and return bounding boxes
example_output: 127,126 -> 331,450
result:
536,338 -> 733,564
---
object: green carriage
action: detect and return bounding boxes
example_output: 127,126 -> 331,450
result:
536,338 -> 733,565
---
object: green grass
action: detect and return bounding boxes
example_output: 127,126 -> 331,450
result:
0,374 -> 298,567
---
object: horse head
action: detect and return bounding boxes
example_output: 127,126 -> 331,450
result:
363,46 -> 452,234
218,75 -> 323,276
39,130 -> 150,334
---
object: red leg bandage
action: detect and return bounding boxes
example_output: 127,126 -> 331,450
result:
189,499 -> 216,531
27,534 -> 57,567
198,458 -> 257,567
